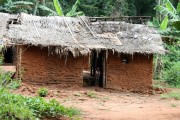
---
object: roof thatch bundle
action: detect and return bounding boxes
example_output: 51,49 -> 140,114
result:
0,13 -> 165,56
0,13 -> 9,39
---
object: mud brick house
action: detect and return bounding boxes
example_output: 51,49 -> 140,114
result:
0,13 -> 165,92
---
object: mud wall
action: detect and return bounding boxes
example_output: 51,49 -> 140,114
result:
106,52 -> 153,92
17,46 -> 89,87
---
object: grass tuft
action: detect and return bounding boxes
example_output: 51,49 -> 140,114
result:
38,87 -> 48,97
86,91 -> 97,98
161,91 -> 180,100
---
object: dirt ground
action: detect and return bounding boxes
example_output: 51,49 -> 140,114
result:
12,83 -> 180,120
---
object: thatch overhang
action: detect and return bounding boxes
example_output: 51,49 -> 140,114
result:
0,13 -> 165,56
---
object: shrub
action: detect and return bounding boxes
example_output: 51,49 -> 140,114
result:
0,88 -> 80,119
0,70 -> 21,89
7,80 -> 21,89
163,62 -> 180,87
38,87 -> 48,97
154,44 -> 180,87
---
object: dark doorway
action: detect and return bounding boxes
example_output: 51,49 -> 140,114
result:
3,47 -> 13,64
90,50 -> 106,88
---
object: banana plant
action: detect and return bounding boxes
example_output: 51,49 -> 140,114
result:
53,0 -> 84,17
149,0 -> 180,41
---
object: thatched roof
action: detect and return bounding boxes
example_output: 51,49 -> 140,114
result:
1,13 -> 165,56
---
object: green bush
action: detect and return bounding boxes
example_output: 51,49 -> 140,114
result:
162,44 -> 180,87
38,87 -> 48,97
0,88 -> 80,120
0,103 -> 35,120
163,62 -> 180,87
154,44 -> 180,87
0,70 -> 21,89
7,80 -> 21,89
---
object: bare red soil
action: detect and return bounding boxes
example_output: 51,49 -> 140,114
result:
12,83 -> 180,120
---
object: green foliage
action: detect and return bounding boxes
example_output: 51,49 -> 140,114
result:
162,45 -> 180,70
0,66 -> 21,90
53,0 -> 64,16
161,91 -> 180,100
163,62 -> 180,87
160,16 -> 169,30
66,0 -> 84,17
177,2 -> 180,15
1,0 -> 156,17
153,83 -> 165,90
0,0 -> 56,16
113,0 -> 155,16
0,88 -> 80,119
151,0 -> 180,40
53,0 -> 84,17
155,0 -> 179,19
13,1 -> 34,6
86,91 -> 97,98
7,79 -> 21,89
155,44 -> 180,87
152,1 -> 180,87
38,4 -> 57,15
113,0 -> 136,16
148,17 -> 160,27
38,87 -> 48,97
172,20 -> 180,30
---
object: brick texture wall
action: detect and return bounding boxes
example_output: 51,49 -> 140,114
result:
106,52 -> 153,92
18,46 -> 89,87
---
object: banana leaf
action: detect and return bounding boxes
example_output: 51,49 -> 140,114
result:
160,16 -> 168,30
53,0 -> 64,16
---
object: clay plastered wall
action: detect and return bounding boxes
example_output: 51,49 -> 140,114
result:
106,52 -> 153,91
19,46 -> 88,87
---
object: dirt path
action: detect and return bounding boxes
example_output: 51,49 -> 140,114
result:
13,84 -> 180,120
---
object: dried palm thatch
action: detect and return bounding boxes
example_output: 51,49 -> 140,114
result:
0,13 -> 11,52
0,13 -> 9,39
1,13 -> 165,56
90,21 -> 165,54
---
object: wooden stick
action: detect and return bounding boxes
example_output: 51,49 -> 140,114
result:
78,16 -> 96,37
19,46 -> 22,81
62,16 -> 78,44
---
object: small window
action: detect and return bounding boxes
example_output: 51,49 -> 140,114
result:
121,54 -> 129,64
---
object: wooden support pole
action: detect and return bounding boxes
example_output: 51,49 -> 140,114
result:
18,46 -> 22,81
19,46 -> 22,80
103,50 -> 107,88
